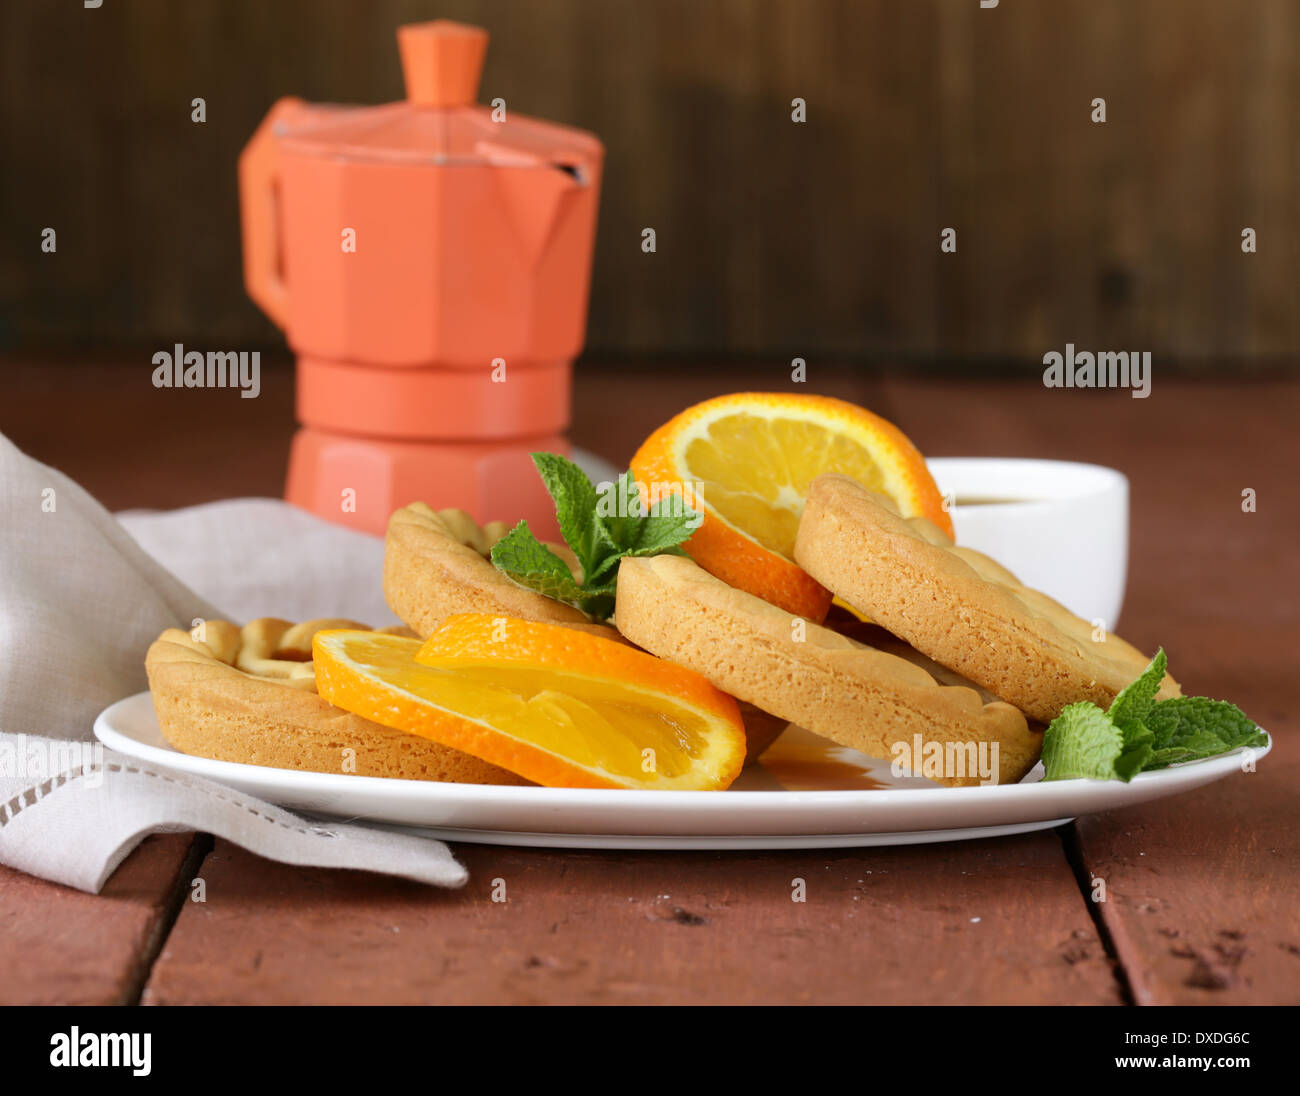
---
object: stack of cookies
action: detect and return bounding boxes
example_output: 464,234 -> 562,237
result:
615,474 -> 1178,787
145,474 -> 1176,789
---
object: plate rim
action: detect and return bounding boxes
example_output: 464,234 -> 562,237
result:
366,817 -> 1079,850
94,690 -> 1272,814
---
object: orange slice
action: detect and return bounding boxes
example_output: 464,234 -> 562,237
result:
312,616 -> 745,790
631,392 -> 953,621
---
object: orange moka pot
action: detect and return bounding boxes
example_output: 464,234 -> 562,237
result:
238,19 -> 603,537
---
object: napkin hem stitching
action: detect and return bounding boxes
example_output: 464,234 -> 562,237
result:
0,763 -> 339,839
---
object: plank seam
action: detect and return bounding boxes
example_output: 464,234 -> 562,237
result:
1056,821 -> 1136,1006
121,832 -> 214,1006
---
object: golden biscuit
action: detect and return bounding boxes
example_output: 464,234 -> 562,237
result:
614,554 -> 1040,786
146,617 -> 526,784
793,474 -> 1179,723
383,503 -> 615,639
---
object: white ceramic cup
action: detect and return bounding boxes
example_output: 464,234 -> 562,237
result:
925,458 -> 1129,630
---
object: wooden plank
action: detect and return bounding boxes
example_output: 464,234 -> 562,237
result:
0,834 -> 201,1005
143,833 -> 1120,1005
1073,730 -> 1299,1005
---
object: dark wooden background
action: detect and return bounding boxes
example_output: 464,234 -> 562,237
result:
2,0 -> 1297,365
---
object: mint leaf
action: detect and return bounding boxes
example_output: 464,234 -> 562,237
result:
1042,702 -> 1128,782
1114,738 -> 1155,781
585,474 -> 696,584
595,470 -> 644,548
531,453 -> 600,580
618,537 -> 691,563
1108,648 -> 1167,741
1146,696 -> 1261,749
635,493 -> 701,555
1080,648 -> 1163,778
1141,697 -> 1267,770
489,521 -> 588,606
585,472 -> 641,585
587,541 -> 689,586
1144,745 -> 1208,768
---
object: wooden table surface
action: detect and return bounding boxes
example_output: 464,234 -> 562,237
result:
2,357 -> 1296,1006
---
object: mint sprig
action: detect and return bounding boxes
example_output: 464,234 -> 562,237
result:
488,520 -> 618,619
1041,649 -> 1267,782
489,454 -> 700,621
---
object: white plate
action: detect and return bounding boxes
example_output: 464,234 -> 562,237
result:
94,692 -> 1269,850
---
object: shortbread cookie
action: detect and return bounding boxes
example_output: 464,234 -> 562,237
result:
146,617 -> 525,784
794,474 -> 1179,723
614,555 -> 1040,786
384,503 -> 617,639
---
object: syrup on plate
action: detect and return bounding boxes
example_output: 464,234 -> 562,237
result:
742,725 -> 887,791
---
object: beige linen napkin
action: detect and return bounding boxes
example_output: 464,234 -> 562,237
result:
0,433 -> 467,892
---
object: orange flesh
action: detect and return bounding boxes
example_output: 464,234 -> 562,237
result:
313,624 -> 746,790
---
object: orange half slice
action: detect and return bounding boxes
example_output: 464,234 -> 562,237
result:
631,392 -> 953,620
313,616 -> 746,790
